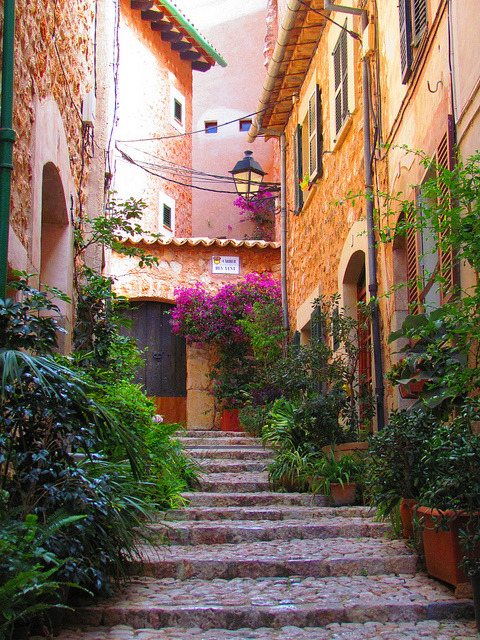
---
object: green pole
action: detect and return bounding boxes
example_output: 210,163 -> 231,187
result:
0,0 -> 16,299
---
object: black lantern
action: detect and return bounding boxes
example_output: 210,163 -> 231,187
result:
230,150 -> 266,200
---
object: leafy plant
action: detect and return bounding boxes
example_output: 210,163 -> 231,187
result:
233,187 -> 275,240
0,512 -> 86,638
365,408 -> 435,515
307,452 -> 363,498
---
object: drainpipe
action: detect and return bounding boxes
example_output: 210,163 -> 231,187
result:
0,0 -> 16,300
324,1 -> 385,430
280,133 -> 289,332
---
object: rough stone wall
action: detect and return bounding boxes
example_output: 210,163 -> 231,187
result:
110,241 -> 281,302
285,15 -> 366,327
9,0 -> 95,252
115,0 -> 193,238
110,240 -> 281,429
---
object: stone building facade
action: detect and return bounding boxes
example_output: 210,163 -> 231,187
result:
249,0 -> 480,428
7,0 -> 98,348
110,237 -> 280,428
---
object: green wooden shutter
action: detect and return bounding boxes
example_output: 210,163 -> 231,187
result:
308,85 -> 323,181
399,0 -> 413,84
437,115 -> 458,303
310,307 -> 322,342
293,124 -> 303,214
412,0 -> 427,45
292,330 -> 301,351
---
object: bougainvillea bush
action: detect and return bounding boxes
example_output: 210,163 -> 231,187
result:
171,273 -> 284,407
233,188 -> 275,241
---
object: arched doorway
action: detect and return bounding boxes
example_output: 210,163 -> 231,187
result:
40,162 -> 72,351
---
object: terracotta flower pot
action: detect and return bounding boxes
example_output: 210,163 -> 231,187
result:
322,442 -> 368,461
399,379 -> 426,398
220,409 -> 242,432
330,482 -> 357,506
399,498 -> 417,538
416,506 -> 475,586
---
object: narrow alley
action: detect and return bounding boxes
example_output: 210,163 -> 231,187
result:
59,431 -> 478,640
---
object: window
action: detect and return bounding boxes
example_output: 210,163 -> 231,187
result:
293,84 -> 323,214
159,192 -> 175,236
170,86 -> 185,133
333,24 -> 349,136
163,204 -> 172,230
239,119 -> 252,132
406,118 -> 457,314
205,121 -> 217,134
399,0 -> 428,84
174,99 -> 182,124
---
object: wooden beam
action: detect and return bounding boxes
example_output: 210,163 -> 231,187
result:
191,60 -> 212,72
180,49 -> 202,61
151,19 -> 174,31
141,8 -> 164,21
131,0 -> 154,9
171,40 -> 193,51
161,30 -> 183,42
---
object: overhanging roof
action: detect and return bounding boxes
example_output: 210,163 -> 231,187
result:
249,0 -> 327,139
129,0 -> 227,72
120,237 -> 281,249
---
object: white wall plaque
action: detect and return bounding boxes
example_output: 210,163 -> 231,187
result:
211,256 -> 240,275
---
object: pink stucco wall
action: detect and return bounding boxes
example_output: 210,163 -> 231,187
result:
114,0 -> 193,237
192,8 -> 276,240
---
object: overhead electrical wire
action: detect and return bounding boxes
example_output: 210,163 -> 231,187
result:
115,93 -> 299,143
117,146 -> 280,195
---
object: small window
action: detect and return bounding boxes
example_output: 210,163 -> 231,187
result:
333,23 -> 349,136
159,192 -> 175,236
399,0 -> 428,84
239,119 -> 252,132
170,86 -> 186,134
163,204 -> 172,230
205,121 -> 218,133
174,99 -> 182,124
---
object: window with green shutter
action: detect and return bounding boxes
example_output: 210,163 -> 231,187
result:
398,0 -> 428,84
333,24 -> 349,136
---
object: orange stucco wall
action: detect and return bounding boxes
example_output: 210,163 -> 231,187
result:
192,9 -> 276,240
114,0 -> 193,238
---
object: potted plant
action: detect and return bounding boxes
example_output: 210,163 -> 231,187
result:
366,408 -> 435,536
307,451 -> 363,505
299,173 -> 310,192
415,407 -> 480,589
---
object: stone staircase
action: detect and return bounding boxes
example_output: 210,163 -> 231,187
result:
60,430 -> 478,639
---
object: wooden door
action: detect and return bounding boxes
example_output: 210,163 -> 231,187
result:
121,302 -> 187,423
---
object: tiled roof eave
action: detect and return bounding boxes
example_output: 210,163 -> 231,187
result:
118,236 -> 281,249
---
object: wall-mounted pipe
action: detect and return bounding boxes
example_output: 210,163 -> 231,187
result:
247,0 -> 302,143
326,0 -> 385,430
0,0 -> 16,299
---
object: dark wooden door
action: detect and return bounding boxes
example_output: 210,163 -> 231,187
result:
121,302 -> 187,422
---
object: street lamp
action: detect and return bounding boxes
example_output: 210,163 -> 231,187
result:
230,150 -> 266,200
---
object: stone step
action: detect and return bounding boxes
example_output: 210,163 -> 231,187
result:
188,448 -> 272,461
57,619 -> 480,640
180,436 -> 262,447
149,517 -> 391,545
198,459 -> 269,473
134,537 -> 417,580
198,472 -> 270,493
66,574 -> 472,630
178,430 -> 254,439
180,492 -> 327,508
160,505 -> 374,522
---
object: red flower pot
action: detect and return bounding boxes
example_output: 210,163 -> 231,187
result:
399,498 -> 417,538
416,506 -> 476,586
220,409 -> 242,432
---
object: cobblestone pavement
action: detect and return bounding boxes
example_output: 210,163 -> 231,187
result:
60,430 -> 476,639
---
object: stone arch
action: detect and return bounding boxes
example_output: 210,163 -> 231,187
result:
31,98 -> 76,351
